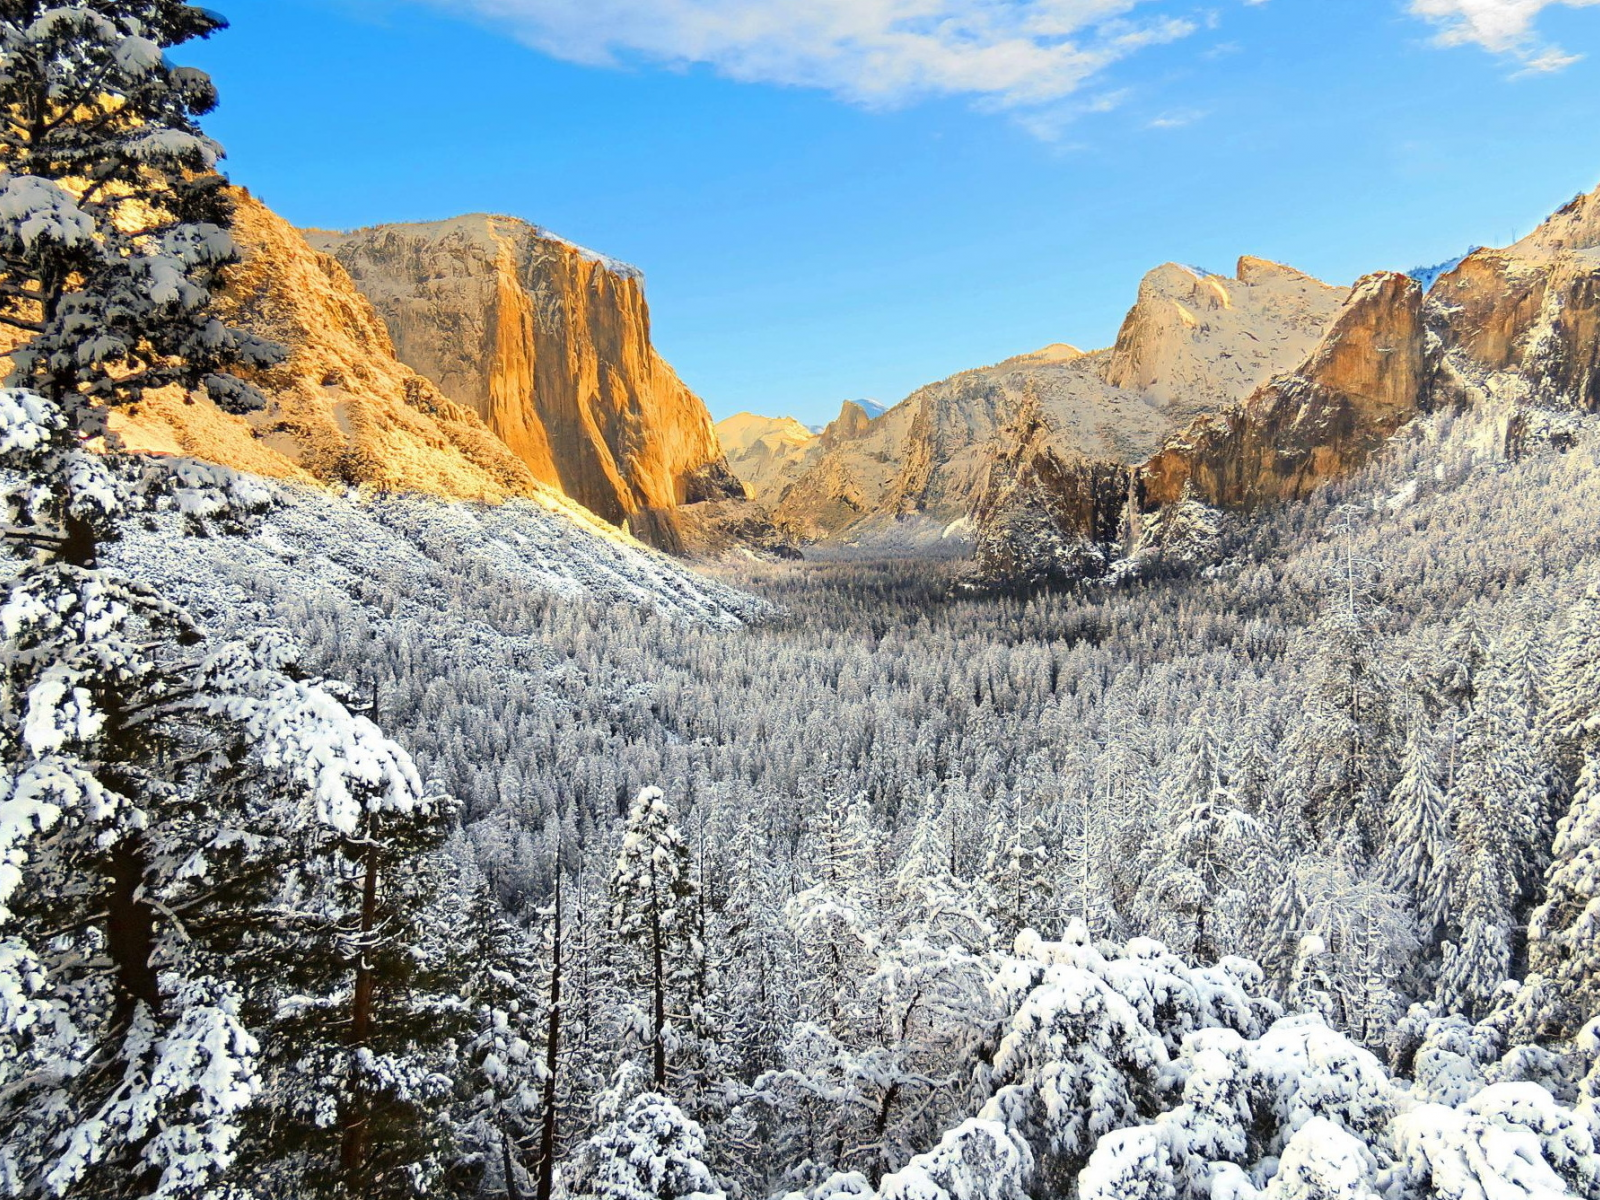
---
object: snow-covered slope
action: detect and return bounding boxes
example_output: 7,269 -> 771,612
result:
113,477 -> 769,635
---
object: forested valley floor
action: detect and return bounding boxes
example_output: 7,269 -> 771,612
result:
94,400 -> 1600,1199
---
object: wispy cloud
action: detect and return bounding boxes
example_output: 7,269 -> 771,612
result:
1409,0 -> 1600,70
430,0 -> 1204,113
1146,107 -> 1206,128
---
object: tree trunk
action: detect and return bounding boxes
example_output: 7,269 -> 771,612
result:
504,1128 -> 526,1200
870,1082 -> 902,1182
106,839 -> 160,1026
341,838 -> 382,1184
650,873 -> 666,1089
536,871 -> 563,1200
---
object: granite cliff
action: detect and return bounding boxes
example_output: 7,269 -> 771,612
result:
102,194 -> 769,556
973,182 -> 1600,585
716,412 -> 820,502
307,216 -> 747,552
1429,181 -> 1600,416
109,191 -> 549,504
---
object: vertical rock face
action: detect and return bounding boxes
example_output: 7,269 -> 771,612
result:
1429,183 -> 1600,415
971,398 -> 1135,586
307,216 -> 744,551
108,192 -> 551,504
967,270 -> 1428,585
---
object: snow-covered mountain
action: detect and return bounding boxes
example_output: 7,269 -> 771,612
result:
762,258 -> 1349,546
974,180 -> 1600,586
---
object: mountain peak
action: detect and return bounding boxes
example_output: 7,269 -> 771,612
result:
1511,180 -> 1600,257
1103,255 -> 1346,411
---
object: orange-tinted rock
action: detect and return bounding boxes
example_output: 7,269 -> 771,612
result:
1429,183 -> 1600,414
772,259 -> 1347,545
1140,271 -> 1427,510
112,192 -> 548,503
307,216 -> 744,551
715,412 -> 820,503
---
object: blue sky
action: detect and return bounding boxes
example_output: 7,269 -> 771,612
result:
190,0 -> 1600,426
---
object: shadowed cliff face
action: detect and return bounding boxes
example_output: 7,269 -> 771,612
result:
972,399 -> 1134,586
306,216 -> 745,552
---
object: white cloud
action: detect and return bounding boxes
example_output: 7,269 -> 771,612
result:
1146,107 -> 1206,127
1410,0 -> 1600,69
433,0 -> 1201,110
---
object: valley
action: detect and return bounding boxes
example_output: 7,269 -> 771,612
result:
4,6 -> 1600,1200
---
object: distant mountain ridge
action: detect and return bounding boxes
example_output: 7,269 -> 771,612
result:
731,181 -> 1600,585
977,181 -> 1600,585
747,256 -> 1349,547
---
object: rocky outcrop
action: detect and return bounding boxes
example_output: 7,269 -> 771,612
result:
821,400 -> 878,447
1428,182 -> 1600,415
307,216 -> 746,552
1103,257 -> 1349,415
111,191 -> 550,504
971,399 -> 1134,586
1140,271 -> 1427,511
968,270 -> 1427,586
769,260 -> 1349,547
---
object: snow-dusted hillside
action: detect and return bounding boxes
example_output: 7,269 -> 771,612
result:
113,478 -> 769,634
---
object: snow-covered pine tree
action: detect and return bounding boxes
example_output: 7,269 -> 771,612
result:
1134,728 -> 1269,963
1278,510 -> 1398,860
892,796 -> 992,952
980,792 -> 1055,943
0,8 -> 459,1195
1436,669 -> 1549,1021
1518,753 -> 1600,1042
1434,616 -> 1490,717
1540,584 -> 1600,778
786,790 -> 881,1032
438,844 -> 547,1197
611,787 -> 700,1089
1382,724 -> 1453,944
568,1092 -> 726,1200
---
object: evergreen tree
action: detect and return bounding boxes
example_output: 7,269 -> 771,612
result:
1279,518 -> 1397,859
0,9 -> 465,1195
611,787 -> 699,1089
1382,724 -> 1453,942
1519,753 -> 1600,1041
980,794 -> 1055,944
1540,585 -> 1600,777
569,1093 -> 726,1200
785,790 -> 880,1033
1435,670 -> 1548,1021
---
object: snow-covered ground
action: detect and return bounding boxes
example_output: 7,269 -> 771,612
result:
114,479 -> 770,636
